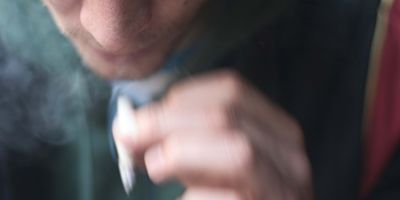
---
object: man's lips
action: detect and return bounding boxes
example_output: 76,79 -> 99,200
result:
90,44 -> 151,63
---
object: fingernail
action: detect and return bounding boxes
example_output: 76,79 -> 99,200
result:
145,145 -> 166,183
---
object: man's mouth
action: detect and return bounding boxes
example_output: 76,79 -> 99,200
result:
90,44 -> 152,64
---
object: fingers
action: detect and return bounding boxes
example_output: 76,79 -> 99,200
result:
164,70 -> 248,109
111,70 -> 312,199
110,69 -> 313,200
129,69 -> 302,152
113,70 -> 253,152
144,132 -> 254,188
131,101 -> 240,151
180,187 -> 243,200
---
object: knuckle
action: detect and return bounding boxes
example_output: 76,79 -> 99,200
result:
218,70 -> 245,99
208,105 -> 240,130
231,193 -> 244,200
181,190 -> 243,200
291,121 -> 305,145
163,136 -> 182,170
146,105 -> 162,134
231,134 -> 254,174
218,69 -> 242,81
164,86 -> 182,108
225,191 -> 244,200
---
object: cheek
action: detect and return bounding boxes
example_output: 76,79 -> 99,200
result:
44,0 -> 83,38
152,0 -> 207,30
47,0 -> 79,13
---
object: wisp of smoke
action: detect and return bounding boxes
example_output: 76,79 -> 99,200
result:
0,0 -> 110,157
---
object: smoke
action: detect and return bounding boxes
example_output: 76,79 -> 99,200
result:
0,45 -> 107,156
0,0 -> 110,156
0,49 -> 41,154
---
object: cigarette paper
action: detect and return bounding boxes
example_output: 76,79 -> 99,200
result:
114,96 -> 137,194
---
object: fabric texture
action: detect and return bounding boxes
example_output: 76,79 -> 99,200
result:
362,0 -> 400,197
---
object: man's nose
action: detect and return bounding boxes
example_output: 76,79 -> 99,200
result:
80,0 -> 148,52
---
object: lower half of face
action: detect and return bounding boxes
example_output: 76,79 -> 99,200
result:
44,0 -> 207,80
73,25 -> 179,80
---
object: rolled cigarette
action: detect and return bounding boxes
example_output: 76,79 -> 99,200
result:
114,96 -> 137,194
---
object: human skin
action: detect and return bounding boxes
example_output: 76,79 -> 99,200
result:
42,0 -> 207,80
114,70 -> 314,200
43,0 -> 313,199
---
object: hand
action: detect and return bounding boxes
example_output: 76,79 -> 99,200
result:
114,70 -> 313,200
